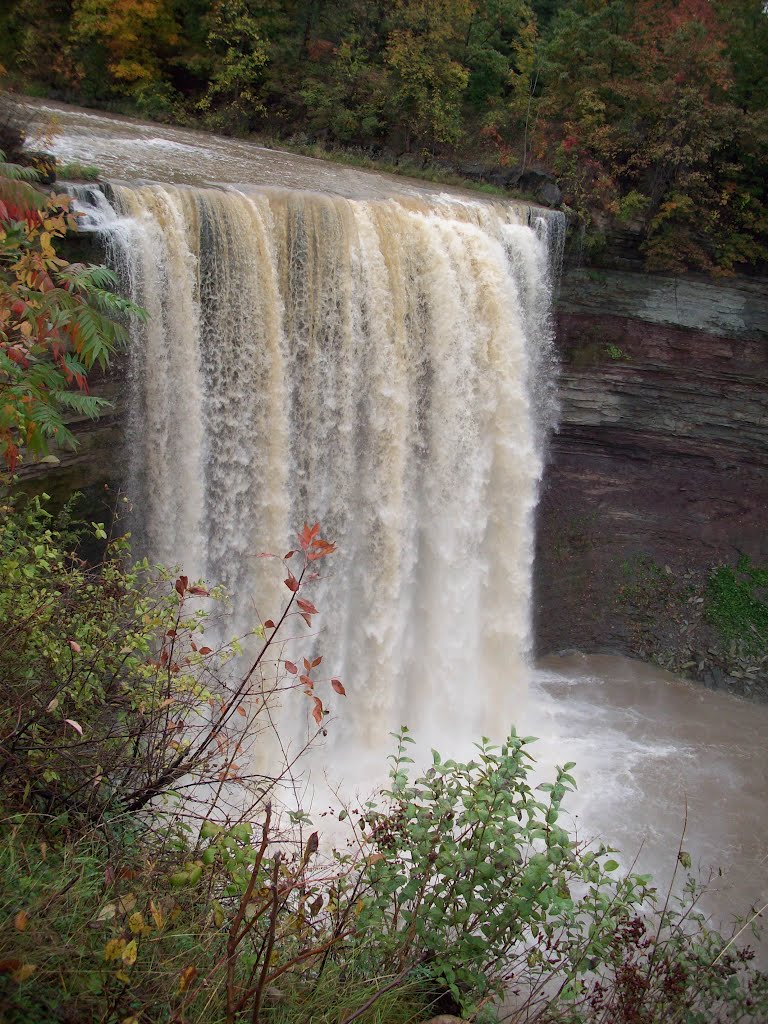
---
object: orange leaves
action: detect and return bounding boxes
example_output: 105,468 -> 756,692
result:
298,522 -> 336,561
311,696 -> 324,726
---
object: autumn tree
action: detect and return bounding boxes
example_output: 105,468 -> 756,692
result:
0,149 -> 143,470
68,0 -> 181,114
536,0 -> 768,272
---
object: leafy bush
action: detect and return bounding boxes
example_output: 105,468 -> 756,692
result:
0,151 -> 144,470
0,496 -> 766,1024
707,556 -> 768,655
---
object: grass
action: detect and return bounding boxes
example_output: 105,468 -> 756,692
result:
56,161 -> 101,181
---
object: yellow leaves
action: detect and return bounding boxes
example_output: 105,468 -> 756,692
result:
177,964 -> 197,993
128,911 -> 152,936
104,938 -> 126,961
122,939 -> 138,966
12,963 -> 36,983
149,899 -> 165,931
212,900 -> 225,929
13,910 -> 28,932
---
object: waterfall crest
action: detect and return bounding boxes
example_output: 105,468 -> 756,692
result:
78,183 -> 562,760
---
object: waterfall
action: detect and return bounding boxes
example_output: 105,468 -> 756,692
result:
75,183 -> 562,767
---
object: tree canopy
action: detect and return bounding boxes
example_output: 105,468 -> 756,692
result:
1,0 -> 766,273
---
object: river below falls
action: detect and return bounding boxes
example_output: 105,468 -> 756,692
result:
527,654 -> 768,961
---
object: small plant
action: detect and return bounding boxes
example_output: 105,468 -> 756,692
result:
55,161 -> 101,181
707,556 -> 768,655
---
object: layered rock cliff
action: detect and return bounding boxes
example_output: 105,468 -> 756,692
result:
535,265 -> 768,697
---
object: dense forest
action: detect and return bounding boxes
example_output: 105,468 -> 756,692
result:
1,0 -> 767,273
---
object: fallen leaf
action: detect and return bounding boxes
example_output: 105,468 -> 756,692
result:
178,964 -> 197,993
14,911 -> 28,932
64,718 -> 83,736
122,939 -> 138,966
104,938 -> 125,961
150,900 -> 164,931
118,894 -> 137,914
128,912 -> 145,934
67,639 -> 81,653
95,902 -> 117,922
12,964 -> 36,983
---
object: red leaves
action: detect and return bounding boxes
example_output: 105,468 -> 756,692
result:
331,679 -> 346,696
311,697 -> 324,726
264,619 -> 275,629
188,584 -> 208,597
298,523 -> 336,561
175,575 -> 188,597
298,522 -> 320,551
284,573 -> 299,592
307,539 -> 336,561
284,661 -> 298,675
297,598 -> 318,615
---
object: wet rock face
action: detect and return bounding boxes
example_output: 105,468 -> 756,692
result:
536,265 -> 768,698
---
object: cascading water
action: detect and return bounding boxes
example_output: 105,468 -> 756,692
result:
75,183 -> 564,766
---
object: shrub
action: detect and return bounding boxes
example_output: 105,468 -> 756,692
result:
0,495 -> 765,1024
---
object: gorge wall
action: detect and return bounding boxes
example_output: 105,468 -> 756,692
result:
536,262 -> 768,697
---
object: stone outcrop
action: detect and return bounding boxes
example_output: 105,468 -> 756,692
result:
535,265 -> 768,697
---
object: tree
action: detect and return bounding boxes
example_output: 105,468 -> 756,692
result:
536,0 -> 768,273
383,0 -> 473,150
195,0 -> 270,132
0,153 -> 143,471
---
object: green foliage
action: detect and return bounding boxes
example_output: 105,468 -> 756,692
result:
707,556 -> 768,654
0,148 -> 145,469
195,0 -> 270,133
535,0 -> 768,273
0,503 -> 765,1021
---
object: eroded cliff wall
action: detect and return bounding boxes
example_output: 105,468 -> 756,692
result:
536,266 -> 768,697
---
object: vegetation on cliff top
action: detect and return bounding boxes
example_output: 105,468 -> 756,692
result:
1,0 -> 767,274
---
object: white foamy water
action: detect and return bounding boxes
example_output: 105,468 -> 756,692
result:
72,179 -> 562,762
